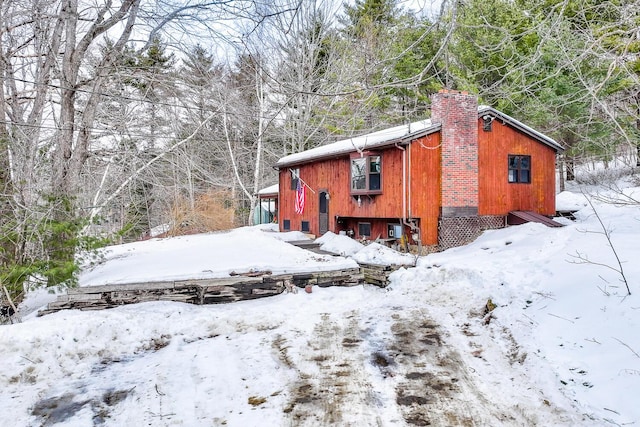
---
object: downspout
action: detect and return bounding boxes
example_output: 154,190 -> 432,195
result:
395,143 -> 407,224
397,140 -> 422,255
408,140 -> 412,219
407,141 -> 421,251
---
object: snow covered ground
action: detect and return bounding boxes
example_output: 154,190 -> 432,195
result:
1,175 -> 639,426
78,227 -> 359,287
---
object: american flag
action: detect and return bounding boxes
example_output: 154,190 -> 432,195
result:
294,179 -> 306,214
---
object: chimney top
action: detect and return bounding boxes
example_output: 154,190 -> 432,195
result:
438,89 -> 469,95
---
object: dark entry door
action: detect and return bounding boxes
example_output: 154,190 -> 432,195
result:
319,191 -> 329,235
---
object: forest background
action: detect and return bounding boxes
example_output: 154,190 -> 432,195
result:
1,0 -> 639,302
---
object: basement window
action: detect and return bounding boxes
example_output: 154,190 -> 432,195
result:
508,155 -> 531,183
358,222 -> 371,238
301,221 -> 310,232
350,154 -> 382,195
283,219 -> 291,230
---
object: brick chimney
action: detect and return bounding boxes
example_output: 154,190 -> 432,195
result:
431,90 -> 479,217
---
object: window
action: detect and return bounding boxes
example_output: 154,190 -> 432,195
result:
358,222 -> 371,238
283,219 -> 291,230
319,192 -> 328,214
301,221 -> 310,232
508,155 -> 531,183
290,168 -> 299,190
350,154 -> 382,194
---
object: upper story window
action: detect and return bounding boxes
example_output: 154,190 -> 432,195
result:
350,154 -> 382,195
508,155 -> 531,183
290,168 -> 300,190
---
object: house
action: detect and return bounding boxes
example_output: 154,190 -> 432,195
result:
255,184 -> 278,224
275,90 -> 563,250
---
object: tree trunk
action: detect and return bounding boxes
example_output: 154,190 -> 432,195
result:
558,155 -> 565,192
47,0 -> 142,285
566,158 -> 575,181
249,66 -> 265,226
636,116 -> 640,168
0,124 -> 17,296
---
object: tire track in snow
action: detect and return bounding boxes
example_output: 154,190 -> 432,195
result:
383,308 -> 524,426
276,310 -> 383,426
273,305 -> 567,426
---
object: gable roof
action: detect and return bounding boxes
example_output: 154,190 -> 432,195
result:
276,120 -> 440,169
477,106 -> 563,152
276,107 -> 562,169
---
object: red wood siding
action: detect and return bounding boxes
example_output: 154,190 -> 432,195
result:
278,117 -> 557,244
477,119 -> 556,216
408,133 -> 442,245
278,148 -> 407,237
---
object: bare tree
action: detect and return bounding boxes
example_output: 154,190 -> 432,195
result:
568,192 -> 631,296
0,0 -> 305,296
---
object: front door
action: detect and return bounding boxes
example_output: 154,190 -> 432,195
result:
319,191 -> 329,235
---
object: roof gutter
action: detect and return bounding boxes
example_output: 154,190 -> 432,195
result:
275,138 -> 404,169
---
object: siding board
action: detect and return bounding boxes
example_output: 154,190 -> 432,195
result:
478,119 -> 556,216
409,133 -> 442,245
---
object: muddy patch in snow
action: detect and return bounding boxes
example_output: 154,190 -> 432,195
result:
277,311 -> 381,426
32,393 -> 90,426
387,310 -> 476,426
31,387 -> 134,426
272,306 -> 576,426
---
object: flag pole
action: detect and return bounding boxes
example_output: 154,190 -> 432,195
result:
290,169 -> 316,193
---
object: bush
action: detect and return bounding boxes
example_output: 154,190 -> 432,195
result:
165,190 -> 236,237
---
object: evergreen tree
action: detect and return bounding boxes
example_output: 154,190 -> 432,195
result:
514,0 -> 629,177
337,0 -> 405,128
276,4 -> 338,154
175,45 -> 227,205
119,37 -> 176,241
385,14 -> 446,119
447,0 -> 539,110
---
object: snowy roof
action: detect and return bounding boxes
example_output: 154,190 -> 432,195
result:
277,107 -> 563,168
276,119 -> 438,168
257,184 -> 279,196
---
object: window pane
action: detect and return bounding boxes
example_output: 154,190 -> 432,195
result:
369,156 -> 381,173
508,169 -> 517,183
508,156 -> 518,169
351,158 -> 366,190
319,192 -> 327,213
301,221 -> 310,232
369,173 -> 381,190
520,156 -> 530,169
358,223 -> 371,237
290,168 -> 299,190
520,170 -> 530,183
